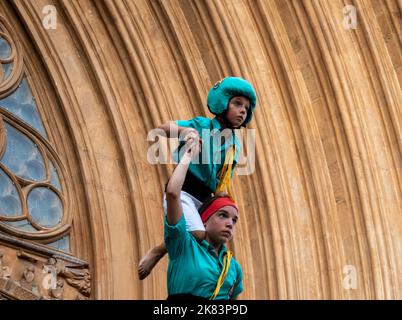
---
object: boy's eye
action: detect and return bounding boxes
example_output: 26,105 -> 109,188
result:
233,100 -> 250,110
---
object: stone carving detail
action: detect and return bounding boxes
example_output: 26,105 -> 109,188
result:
75,292 -> 87,300
1,236 -> 90,300
0,250 -> 10,278
19,263 -> 36,291
0,277 -> 39,300
50,278 -> 64,299
44,257 -> 91,297
17,250 -> 39,263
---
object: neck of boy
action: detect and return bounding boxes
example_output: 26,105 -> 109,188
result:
217,116 -> 230,129
217,116 -> 241,130
205,234 -> 223,255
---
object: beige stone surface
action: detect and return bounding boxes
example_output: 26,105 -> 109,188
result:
0,0 -> 400,299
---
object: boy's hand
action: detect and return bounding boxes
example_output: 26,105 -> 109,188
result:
182,128 -> 202,145
182,137 -> 201,164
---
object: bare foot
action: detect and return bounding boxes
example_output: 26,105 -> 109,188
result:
137,246 -> 165,280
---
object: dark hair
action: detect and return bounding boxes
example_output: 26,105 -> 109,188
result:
197,193 -> 233,215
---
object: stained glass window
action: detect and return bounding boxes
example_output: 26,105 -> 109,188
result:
47,235 -> 70,252
1,123 -> 46,181
49,160 -> 62,192
0,79 -> 47,137
2,63 -> 12,80
4,219 -> 37,232
0,31 -> 70,251
0,168 -> 21,216
28,187 -> 63,228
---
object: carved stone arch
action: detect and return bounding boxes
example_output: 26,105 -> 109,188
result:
0,2 -> 93,299
0,0 -> 400,300
0,14 -> 24,97
0,0 -> 140,299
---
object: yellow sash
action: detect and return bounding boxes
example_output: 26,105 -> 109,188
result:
210,251 -> 233,300
215,144 -> 236,200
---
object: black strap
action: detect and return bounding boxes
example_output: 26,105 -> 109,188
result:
182,171 -> 213,203
165,171 -> 213,203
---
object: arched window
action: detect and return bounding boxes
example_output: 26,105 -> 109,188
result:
0,16 -> 70,253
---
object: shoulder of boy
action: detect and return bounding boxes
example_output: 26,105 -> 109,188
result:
187,116 -> 213,133
193,116 -> 211,125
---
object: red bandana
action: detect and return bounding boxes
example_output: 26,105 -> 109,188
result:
201,197 -> 238,223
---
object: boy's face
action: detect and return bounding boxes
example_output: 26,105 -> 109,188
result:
205,205 -> 239,244
225,96 -> 250,127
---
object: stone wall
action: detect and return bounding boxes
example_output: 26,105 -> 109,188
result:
0,0 -> 400,299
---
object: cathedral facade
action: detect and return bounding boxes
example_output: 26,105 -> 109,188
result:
0,0 -> 400,299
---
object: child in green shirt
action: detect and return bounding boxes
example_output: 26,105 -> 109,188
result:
138,77 -> 257,280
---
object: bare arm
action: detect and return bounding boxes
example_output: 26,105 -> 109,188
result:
158,121 -> 200,141
165,139 -> 200,225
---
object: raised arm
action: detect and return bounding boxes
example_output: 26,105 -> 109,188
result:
158,121 -> 200,141
165,138 -> 200,225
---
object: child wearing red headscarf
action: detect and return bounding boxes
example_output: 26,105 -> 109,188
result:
138,77 -> 256,280
164,137 -> 243,300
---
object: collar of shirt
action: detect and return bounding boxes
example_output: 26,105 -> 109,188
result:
199,238 -> 228,266
211,117 -> 240,160
211,117 -> 223,130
